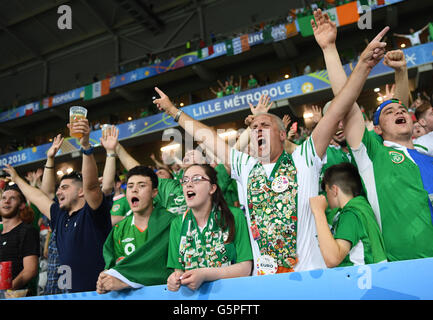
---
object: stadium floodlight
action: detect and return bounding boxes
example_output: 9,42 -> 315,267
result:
161,143 -> 181,152
218,130 -> 237,138
303,112 -> 313,119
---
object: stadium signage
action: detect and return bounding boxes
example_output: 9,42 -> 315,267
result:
1,41 -> 432,168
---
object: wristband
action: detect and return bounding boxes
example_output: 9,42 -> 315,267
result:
106,153 -> 117,158
174,110 -> 183,122
80,145 -> 94,155
44,165 -> 54,169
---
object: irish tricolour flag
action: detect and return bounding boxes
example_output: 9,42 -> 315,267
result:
84,78 -> 110,101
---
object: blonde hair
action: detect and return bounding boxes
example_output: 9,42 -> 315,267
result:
252,112 -> 285,131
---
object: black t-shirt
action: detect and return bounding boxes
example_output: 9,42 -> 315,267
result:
0,222 -> 40,284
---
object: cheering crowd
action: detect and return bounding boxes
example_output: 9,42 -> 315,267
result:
0,9 -> 432,297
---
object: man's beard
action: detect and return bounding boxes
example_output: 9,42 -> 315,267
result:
0,207 -> 20,220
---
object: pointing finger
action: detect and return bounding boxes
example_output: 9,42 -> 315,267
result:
373,26 -> 390,42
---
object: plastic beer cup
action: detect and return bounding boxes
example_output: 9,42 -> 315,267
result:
101,124 -> 112,140
69,106 -> 88,139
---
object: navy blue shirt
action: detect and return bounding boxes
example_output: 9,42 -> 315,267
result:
49,196 -> 112,292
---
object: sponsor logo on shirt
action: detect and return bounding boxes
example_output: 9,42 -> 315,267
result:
112,204 -> 120,212
122,238 -> 134,243
389,151 -> 405,164
174,195 -> 185,205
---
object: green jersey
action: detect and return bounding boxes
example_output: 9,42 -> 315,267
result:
154,178 -> 187,215
320,145 -> 357,225
167,206 -> 253,270
332,196 -> 387,267
29,203 -> 42,230
214,164 -> 239,207
110,194 -> 130,217
103,206 -> 176,287
106,213 -> 149,266
351,128 -> 433,261
225,85 -> 234,96
172,169 -> 184,181
248,78 -> 258,89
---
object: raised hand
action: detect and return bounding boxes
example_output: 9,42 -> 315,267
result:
383,50 -> 406,70
100,125 -> 119,153
244,114 -> 255,127
46,134 -> 64,159
282,114 -> 291,130
4,164 -> 19,182
311,9 -> 337,50
311,105 -> 323,124
153,87 -> 177,115
35,168 -> 43,180
359,26 -> 390,69
68,119 -> 91,147
378,84 -> 396,101
309,195 -> 328,216
248,94 -> 273,115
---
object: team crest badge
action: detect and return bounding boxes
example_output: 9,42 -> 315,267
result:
389,151 -> 405,164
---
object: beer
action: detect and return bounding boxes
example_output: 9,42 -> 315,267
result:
69,106 -> 88,139
101,124 -> 112,140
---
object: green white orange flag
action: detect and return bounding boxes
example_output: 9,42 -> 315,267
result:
336,1 -> 359,26
84,78 -> 110,101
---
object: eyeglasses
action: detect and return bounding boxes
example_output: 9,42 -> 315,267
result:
180,175 -> 211,185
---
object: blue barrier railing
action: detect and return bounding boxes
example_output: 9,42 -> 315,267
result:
19,257 -> 433,300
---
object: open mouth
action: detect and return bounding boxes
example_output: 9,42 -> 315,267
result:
131,197 -> 140,207
257,136 -> 266,147
395,117 -> 406,124
186,191 -> 196,200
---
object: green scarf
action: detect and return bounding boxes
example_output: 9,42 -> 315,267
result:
103,206 -> 176,286
246,151 -> 298,269
179,206 -> 231,269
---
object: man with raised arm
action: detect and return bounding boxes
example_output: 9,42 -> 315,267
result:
151,29 -> 388,274
37,134 -> 69,295
312,9 -> 433,261
4,119 -> 112,292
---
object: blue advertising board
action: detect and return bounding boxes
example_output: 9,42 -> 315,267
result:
1,41 -> 432,168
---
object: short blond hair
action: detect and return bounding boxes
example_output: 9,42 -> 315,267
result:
252,112 -> 285,131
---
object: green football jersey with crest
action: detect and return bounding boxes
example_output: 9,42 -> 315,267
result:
110,213 -> 149,265
350,128 -> 433,261
153,178 -> 187,215
110,194 -> 130,217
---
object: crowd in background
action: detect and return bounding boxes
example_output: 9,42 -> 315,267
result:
0,8 -> 432,298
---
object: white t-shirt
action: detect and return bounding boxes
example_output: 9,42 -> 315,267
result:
404,31 -> 422,46
414,131 -> 433,157
230,137 -> 326,274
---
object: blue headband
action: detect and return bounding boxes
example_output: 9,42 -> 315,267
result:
373,99 -> 407,126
